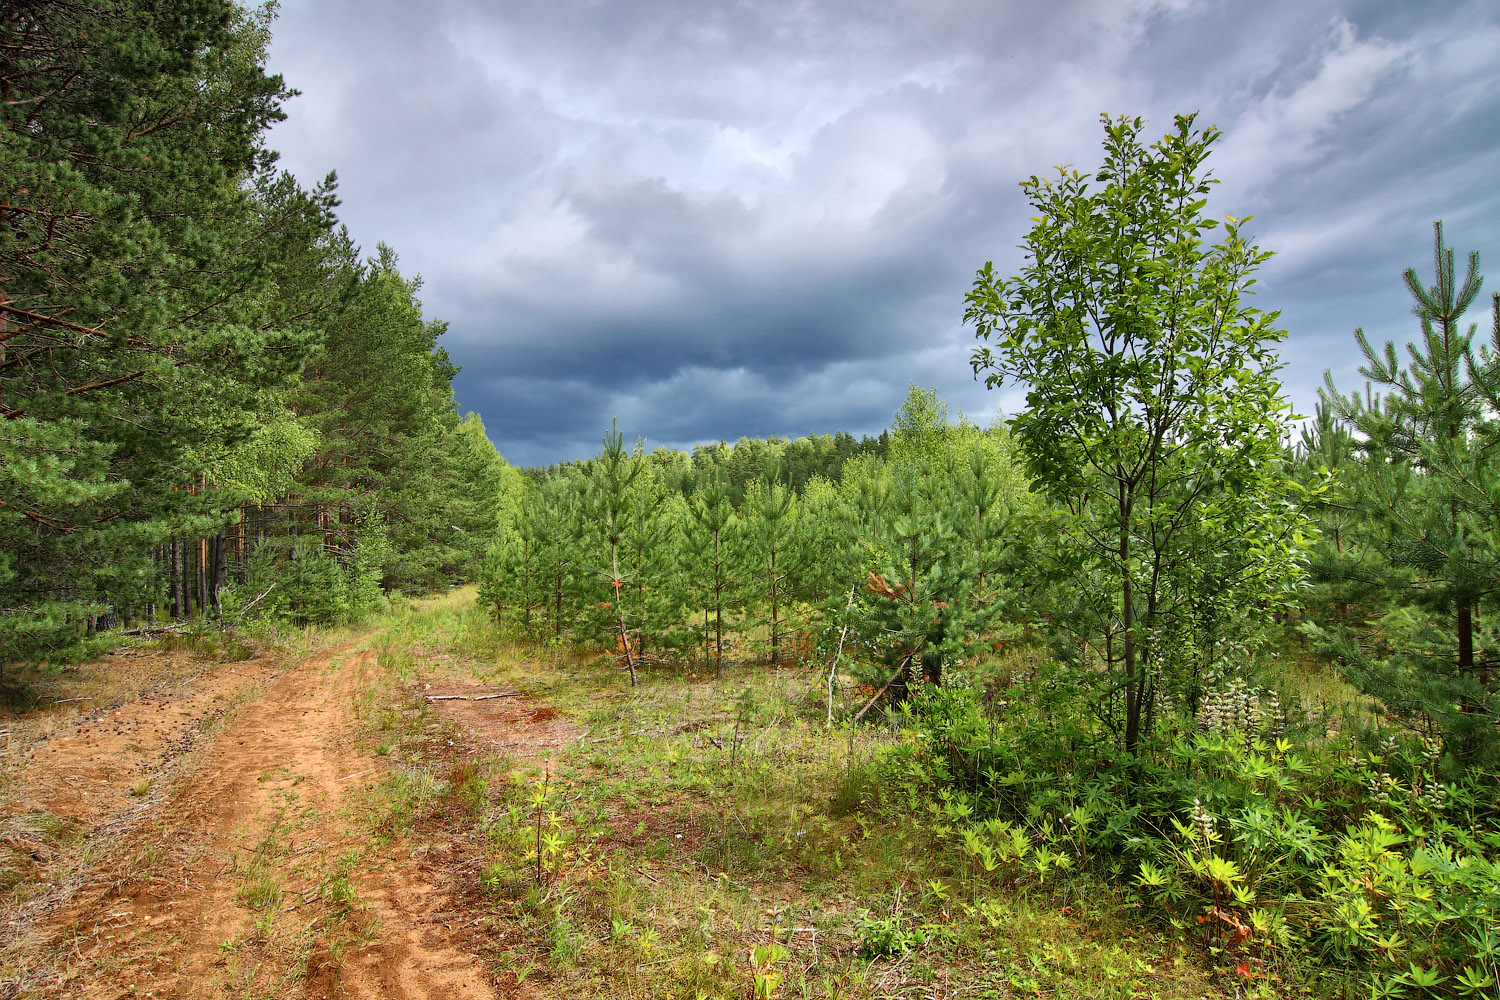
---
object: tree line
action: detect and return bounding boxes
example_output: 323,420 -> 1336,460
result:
0,1 -> 514,666
482,391 -> 1030,691
528,429 -> 893,507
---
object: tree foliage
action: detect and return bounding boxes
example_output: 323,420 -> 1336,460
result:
965,113 -> 1314,751
1,1 -> 513,664
480,391 -> 1032,698
1320,222 -> 1500,762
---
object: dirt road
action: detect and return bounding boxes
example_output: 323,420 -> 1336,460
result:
1,634 -> 501,1000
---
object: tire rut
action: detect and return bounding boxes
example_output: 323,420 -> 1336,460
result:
5,635 -> 499,1000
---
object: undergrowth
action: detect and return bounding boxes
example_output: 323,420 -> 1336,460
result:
348,593 -> 1225,999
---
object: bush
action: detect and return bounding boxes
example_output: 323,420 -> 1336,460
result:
243,536 -> 349,626
874,666 -> 1500,996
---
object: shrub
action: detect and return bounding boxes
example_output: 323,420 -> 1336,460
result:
875,665 -> 1500,996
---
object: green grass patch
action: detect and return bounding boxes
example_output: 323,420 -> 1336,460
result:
341,592 -> 1236,999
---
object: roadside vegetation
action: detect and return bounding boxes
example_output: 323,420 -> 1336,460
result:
344,592 -> 1224,1000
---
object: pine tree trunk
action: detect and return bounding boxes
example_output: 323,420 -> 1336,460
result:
714,530 -> 725,676
612,545 -> 637,686
198,536 -> 208,615
171,537 -> 184,618
554,572 -> 563,637
715,596 -> 724,678
890,650 -> 914,709
213,529 -> 228,613
236,506 -> 247,584
768,545 -> 780,666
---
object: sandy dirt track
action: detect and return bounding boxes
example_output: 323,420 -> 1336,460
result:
1,635 -> 500,1000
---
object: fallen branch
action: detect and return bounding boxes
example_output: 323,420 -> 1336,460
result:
111,584 -> 274,639
852,660 -> 909,724
424,691 -> 520,702
233,582 -> 276,619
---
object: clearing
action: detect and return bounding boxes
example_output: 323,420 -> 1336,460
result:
1,593 -> 1220,999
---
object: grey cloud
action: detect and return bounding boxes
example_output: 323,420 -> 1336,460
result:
265,0 -> 1500,467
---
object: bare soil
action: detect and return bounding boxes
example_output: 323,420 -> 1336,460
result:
421,684 -> 579,761
0,634 -> 508,1000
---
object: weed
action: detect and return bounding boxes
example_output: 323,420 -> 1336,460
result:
524,764 -> 567,885
855,889 -> 934,957
446,760 -> 488,818
547,908 -> 582,964
750,941 -> 789,998
236,853 -> 282,913
499,950 -> 537,985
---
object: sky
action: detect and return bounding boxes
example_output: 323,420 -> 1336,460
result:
263,0 -> 1500,468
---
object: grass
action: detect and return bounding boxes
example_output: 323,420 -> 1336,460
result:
0,812 -> 78,897
340,590 -> 1229,999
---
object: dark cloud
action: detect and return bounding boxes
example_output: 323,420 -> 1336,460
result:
265,0 -> 1500,467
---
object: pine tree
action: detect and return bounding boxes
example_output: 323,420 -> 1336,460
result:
535,472 -> 587,638
622,466 -> 681,661
1323,222 -> 1500,759
741,474 -> 798,666
792,475 -> 855,608
589,421 -> 643,685
0,0 -> 321,660
858,390 -> 979,697
685,477 -> 739,675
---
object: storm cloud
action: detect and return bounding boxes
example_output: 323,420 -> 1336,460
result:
264,0 -> 1500,467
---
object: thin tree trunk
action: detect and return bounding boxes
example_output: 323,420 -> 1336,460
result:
198,535 -> 208,615
612,545 -> 637,686
1121,515 -> 1140,752
213,528 -> 228,613
768,545 -> 780,666
827,584 -> 857,727
714,586 -> 724,678
889,651 -> 914,710
713,530 -> 725,676
522,540 -> 532,631
236,506 -> 247,584
171,537 -> 184,619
